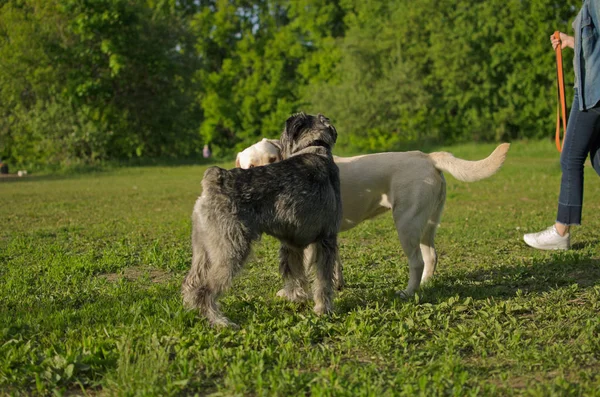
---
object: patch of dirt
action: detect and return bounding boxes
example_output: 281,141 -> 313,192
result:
100,266 -> 171,284
465,357 -> 599,390
487,369 -> 579,390
568,267 -> 600,287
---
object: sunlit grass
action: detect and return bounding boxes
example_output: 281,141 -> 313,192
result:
1,140 -> 599,395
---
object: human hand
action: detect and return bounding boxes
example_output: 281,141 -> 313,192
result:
550,32 -> 574,50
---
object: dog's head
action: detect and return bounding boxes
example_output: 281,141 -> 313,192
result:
279,113 -> 337,159
235,138 -> 282,168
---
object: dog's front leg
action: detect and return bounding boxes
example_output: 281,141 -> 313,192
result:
311,237 -> 337,315
305,244 -> 344,291
277,244 -> 310,302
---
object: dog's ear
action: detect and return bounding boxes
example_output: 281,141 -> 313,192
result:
266,139 -> 282,152
285,112 -> 308,138
318,114 -> 331,127
318,113 -> 337,144
329,124 -> 338,144
235,153 -> 241,168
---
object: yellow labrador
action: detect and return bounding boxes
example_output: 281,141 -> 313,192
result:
235,138 -> 282,168
236,140 -> 510,296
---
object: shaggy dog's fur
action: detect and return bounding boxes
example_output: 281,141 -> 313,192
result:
237,140 -> 510,296
182,113 -> 342,327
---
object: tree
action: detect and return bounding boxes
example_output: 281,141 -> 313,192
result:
303,0 -> 580,151
0,0 -> 200,167
0,0 -> 585,167
193,0 -> 345,156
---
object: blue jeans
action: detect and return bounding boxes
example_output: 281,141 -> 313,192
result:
557,90 -> 600,225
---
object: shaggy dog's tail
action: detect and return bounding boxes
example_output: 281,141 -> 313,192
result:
428,143 -> 510,182
201,166 -> 228,193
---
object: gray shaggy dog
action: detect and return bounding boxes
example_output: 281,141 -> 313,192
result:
182,113 -> 342,327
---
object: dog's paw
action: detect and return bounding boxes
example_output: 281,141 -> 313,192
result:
313,303 -> 332,316
420,273 -> 434,285
276,288 -> 309,302
210,317 -> 239,330
206,311 -> 239,329
395,289 -> 414,300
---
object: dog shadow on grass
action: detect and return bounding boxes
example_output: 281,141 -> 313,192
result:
330,242 -> 600,313
421,250 -> 600,304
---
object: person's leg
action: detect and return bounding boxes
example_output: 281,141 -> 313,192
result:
524,92 -> 600,250
556,111 -> 600,236
554,102 -> 580,237
556,95 -> 600,229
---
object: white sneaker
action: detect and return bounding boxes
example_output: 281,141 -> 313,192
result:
523,225 -> 570,250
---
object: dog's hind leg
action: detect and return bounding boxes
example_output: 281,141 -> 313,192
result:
183,219 -> 252,328
420,209 -> 444,286
277,244 -> 310,302
203,245 -> 252,328
182,240 -> 211,310
393,208 -> 425,298
419,225 -> 438,285
311,237 -> 336,315
420,178 -> 445,285
183,243 -> 237,327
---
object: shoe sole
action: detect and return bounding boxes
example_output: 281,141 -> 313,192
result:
523,237 -> 570,251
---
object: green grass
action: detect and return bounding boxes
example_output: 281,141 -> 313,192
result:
1,140 -> 599,396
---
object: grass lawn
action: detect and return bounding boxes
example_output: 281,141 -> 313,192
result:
1,140 -> 599,396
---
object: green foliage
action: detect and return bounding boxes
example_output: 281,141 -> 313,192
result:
193,0 -> 345,156
0,0 -> 200,168
0,0 -> 588,166
2,142 -> 600,394
306,0 -> 581,152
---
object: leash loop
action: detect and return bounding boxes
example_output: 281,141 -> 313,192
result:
554,31 -> 568,152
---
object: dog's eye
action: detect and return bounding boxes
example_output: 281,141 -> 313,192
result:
249,164 -> 255,168
268,157 -> 276,163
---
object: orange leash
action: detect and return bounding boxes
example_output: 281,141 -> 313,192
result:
554,31 -> 568,152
